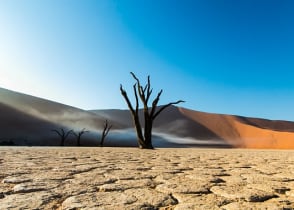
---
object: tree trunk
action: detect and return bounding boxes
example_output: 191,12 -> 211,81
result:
100,136 -> 105,146
60,139 -> 65,146
143,116 -> 153,149
143,127 -> 153,149
133,115 -> 146,148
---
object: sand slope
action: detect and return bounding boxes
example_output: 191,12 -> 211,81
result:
0,88 -> 110,146
179,108 -> 294,149
1,87 -> 294,148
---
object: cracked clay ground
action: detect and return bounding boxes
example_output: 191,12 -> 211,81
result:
1,147 -> 294,209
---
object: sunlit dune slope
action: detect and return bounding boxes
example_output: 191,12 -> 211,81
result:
179,107 -> 294,149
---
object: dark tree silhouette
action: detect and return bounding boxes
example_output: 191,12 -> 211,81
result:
73,128 -> 89,146
0,139 -> 15,146
51,128 -> 73,146
120,72 -> 184,149
100,120 -> 112,146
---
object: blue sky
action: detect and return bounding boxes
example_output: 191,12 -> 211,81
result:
1,0 -> 294,120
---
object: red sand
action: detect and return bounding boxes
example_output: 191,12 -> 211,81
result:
179,107 -> 294,149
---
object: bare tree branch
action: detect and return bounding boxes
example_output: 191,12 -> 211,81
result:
51,129 -> 63,138
130,72 -> 140,84
51,128 -> 73,146
73,128 -> 89,146
120,84 -> 135,114
143,84 -> 148,94
150,89 -> 163,117
131,72 -> 148,103
64,130 -> 73,139
146,75 -> 152,103
133,84 -> 139,114
139,85 -> 146,101
153,100 -> 185,120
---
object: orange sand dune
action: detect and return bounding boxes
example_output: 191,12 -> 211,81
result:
179,107 -> 294,149
233,120 -> 294,149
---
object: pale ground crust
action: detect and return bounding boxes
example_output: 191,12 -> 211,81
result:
1,147 -> 294,209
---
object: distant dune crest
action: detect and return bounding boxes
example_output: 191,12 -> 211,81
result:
1,87 -> 294,149
179,107 -> 294,149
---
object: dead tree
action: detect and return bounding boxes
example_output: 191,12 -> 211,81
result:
120,72 -> 184,149
73,128 -> 89,146
51,128 -> 73,146
100,120 -> 112,146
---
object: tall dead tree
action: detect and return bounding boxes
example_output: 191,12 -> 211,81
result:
100,120 -> 112,146
51,128 -> 73,146
120,72 -> 184,149
73,128 -> 89,146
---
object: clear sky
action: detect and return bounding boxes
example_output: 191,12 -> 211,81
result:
1,0 -> 294,120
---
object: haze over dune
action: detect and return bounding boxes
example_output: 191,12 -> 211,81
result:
1,87 -> 294,149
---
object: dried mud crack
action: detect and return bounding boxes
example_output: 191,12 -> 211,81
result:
1,147 -> 294,209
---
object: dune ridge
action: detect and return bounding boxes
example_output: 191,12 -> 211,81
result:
1,87 -> 294,149
179,107 -> 294,149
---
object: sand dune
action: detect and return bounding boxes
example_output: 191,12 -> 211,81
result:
1,87 -> 294,148
0,88 -> 110,146
179,108 -> 294,149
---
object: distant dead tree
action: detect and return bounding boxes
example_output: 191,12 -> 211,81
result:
51,128 -> 73,146
120,72 -> 184,149
0,139 -> 15,146
73,128 -> 89,146
100,120 -> 112,146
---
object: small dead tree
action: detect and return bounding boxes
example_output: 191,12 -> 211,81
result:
120,72 -> 184,149
100,120 -> 112,146
51,128 -> 73,146
73,128 -> 89,146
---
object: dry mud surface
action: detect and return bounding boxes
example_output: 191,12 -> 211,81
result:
1,147 -> 294,209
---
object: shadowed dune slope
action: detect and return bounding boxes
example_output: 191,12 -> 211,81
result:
0,88 -> 113,130
0,88 -> 114,146
0,102 -> 60,145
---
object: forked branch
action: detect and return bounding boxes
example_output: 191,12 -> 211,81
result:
51,128 -> 73,146
73,128 -> 89,146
